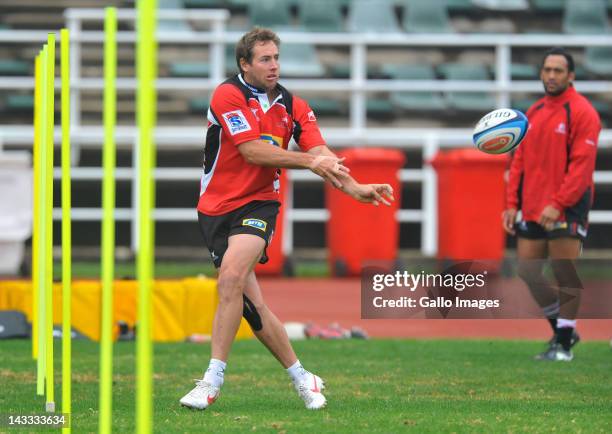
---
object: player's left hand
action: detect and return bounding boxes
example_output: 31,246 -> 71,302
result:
538,205 -> 560,231
351,183 -> 395,206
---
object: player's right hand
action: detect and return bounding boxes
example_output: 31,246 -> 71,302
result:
309,155 -> 350,188
502,208 -> 517,235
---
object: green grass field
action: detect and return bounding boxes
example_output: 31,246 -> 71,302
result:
1,339 -> 611,433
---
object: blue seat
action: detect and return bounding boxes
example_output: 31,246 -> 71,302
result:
563,0 -> 609,34
307,97 -> 346,116
511,96 -> 537,114
279,43 -> 326,78
444,0 -> 475,12
531,0 -> 565,13
248,0 -> 292,28
348,0 -> 402,33
189,96 -> 210,114
585,46 -> 612,77
382,64 -> 447,111
367,98 -> 395,119
509,63 -> 539,80
0,59 -> 30,76
157,0 -> 193,33
298,0 -> 344,32
402,0 -> 454,33
439,63 -> 496,112
5,94 -> 34,111
169,62 -> 210,77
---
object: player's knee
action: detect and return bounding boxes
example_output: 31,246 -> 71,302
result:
242,295 -> 263,331
217,269 -> 247,304
551,260 -> 582,289
517,261 -> 541,283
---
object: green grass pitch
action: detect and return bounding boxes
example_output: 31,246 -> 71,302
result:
1,339 -> 611,433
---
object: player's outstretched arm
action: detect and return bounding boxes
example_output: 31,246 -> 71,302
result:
237,139 -> 348,187
307,145 -> 395,206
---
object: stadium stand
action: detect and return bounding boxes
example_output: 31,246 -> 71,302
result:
1,0 -> 612,257
562,0 -> 612,79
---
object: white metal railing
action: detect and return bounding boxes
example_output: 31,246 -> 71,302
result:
1,8 -> 612,256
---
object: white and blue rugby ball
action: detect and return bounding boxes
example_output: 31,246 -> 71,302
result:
473,108 -> 528,154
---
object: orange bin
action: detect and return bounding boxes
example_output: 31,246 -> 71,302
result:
325,148 -> 405,276
430,148 -> 509,262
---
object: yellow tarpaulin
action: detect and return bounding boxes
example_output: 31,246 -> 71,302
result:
0,277 -> 253,342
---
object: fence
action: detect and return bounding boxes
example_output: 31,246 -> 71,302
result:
1,8 -> 611,256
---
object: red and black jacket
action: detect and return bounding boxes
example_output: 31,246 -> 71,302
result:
506,85 -> 600,222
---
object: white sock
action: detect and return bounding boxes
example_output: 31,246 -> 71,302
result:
287,360 -> 309,383
203,358 -> 226,388
557,318 -> 577,329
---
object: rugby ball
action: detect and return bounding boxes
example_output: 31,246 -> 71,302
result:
473,108 -> 528,154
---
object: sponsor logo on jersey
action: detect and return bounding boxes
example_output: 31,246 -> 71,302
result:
260,133 -> 283,148
586,139 -> 596,146
250,107 -> 260,121
307,111 -> 316,122
242,218 -> 267,231
222,110 -> 251,135
549,221 -> 568,231
555,122 -> 566,135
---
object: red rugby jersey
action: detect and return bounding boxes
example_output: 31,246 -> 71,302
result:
197,75 -> 325,215
506,85 -> 600,222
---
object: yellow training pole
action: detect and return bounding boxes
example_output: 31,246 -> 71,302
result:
60,28 -> 72,433
136,1 -> 157,432
32,53 -> 42,361
37,46 -> 48,398
45,33 -> 56,413
99,8 -> 116,434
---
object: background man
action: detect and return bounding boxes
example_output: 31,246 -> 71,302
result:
503,47 -> 600,361
180,27 -> 395,410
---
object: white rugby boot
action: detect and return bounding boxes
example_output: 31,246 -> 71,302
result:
294,373 -> 327,410
179,379 -> 221,410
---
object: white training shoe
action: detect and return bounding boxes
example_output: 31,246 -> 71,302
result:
179,380 -> 220,410
294,373 -> 327,410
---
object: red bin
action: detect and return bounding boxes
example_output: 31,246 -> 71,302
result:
255,171 -> 289,275
325,148 -> 405,276
430,148 -> 508,262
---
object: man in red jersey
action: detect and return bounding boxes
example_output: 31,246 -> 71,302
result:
503,47 -> 600,361
180,28 -> 394,410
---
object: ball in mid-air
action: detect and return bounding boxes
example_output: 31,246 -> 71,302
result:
473,108 -> 528,154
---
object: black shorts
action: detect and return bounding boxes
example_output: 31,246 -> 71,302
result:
198,200 -> 280,268
515,220 -> 588,242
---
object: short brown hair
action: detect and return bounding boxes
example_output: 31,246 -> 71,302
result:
235,27 -> 280,73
